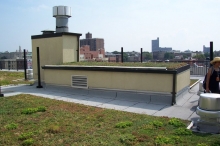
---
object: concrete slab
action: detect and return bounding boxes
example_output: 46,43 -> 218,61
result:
24,91 -> 55,97
45,86 -> 72,93
45,85 -> 89,96
31,93 -> 59,99
16,88 -> 50,95
190,84 -> 200,93
3,92 -> 22,97
176,91 -> 194,106
65,94 -> 91,101
150,95 -> 172,105
1,90 -> 15,93
187,94 -> 200,102
54,95 -> 91,104
41,91 -> 73,97
154,106 -> 195,120
2,85 -> 33,92
69,88 -> 89,96
188,111 -> 200,121
88,89 -> 116,99
55,97 -> 75,102
77,97 -> 114,106
97,100 -> 138,111
116,91 -> 151,103
13,87 -> 46,94
65,98 -> 83,104
181,100 -> 198,111
26,93 -> 57,99
123,103 -> 166,115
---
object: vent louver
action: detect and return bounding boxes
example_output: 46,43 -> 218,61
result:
71,75 -> 88,88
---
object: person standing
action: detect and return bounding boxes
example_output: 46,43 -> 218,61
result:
205,57 -> 220,93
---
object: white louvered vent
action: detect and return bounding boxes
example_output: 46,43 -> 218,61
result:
71,75 -> 88,88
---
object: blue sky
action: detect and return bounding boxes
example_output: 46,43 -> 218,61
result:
0,0 -> 220,52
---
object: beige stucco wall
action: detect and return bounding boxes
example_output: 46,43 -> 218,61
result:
32,35 -> 79,81
176,69 -> 190,92
62,35 -> 78,63
32,37 -> 63,81
43,69 -> 180,93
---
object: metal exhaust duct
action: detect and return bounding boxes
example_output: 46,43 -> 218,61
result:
53,6 -> 71,33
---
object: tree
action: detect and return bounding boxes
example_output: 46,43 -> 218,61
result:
112,51 -> 120,54
111,51 -> 128,62
164,52 -> 174,60
204,52 -> 209,58
193,54 -> 205,60
123,52 -> 128,62
142,52 -> 152,60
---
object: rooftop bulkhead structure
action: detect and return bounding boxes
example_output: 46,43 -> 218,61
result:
31,6 -> 82,81
31,6 -> 190,106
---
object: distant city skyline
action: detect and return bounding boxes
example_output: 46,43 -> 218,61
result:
0,0 -> 220,53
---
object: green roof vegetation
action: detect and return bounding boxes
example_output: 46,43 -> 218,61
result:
1,94 -> 220,146
62,62 -> 188,70
0,71 -> 34,86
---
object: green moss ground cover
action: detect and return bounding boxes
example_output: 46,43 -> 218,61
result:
0,71 -> 34,86
0,94 -> 220,146
62,62 -> 187,70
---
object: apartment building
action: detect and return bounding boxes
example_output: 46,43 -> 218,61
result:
80,32 -> 104,51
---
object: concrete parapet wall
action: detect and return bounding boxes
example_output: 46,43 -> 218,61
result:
44,69 -> 174,92
43,66 -> 190,92
41,65 -> 190,105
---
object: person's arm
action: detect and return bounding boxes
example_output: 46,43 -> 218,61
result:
206,67 -> 212,92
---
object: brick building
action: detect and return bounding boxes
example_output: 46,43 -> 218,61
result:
80,45 -> 105,61
0,59 -> 27,70
80,32 -> 104,51
105,52 -> 121,62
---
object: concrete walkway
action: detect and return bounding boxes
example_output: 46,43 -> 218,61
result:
1,76 -> 204,121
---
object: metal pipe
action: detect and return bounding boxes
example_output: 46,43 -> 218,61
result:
0,83 -> 3,97
36,47 -> 43,88
24,49 -> 27,80
141,48 -> 143,63
17,60 -> 18,71
210,42 -> 213,66
9,61 -> 10,70
77,36 -> 79,62
121,47 -> 123,63
172,72 -> 177,105
0,61 -> 3,96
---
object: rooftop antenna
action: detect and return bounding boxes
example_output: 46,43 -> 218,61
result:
53,6 -> 71,33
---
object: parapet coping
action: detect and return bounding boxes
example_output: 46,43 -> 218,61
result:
42,64 -> 190,74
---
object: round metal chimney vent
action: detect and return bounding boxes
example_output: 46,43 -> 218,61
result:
53,6 -> 72,33
198,93 -> 220,111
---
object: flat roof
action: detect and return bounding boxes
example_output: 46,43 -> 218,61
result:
31,32 -> 82,39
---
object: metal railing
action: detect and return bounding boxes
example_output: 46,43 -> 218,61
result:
170,60 -> 209,76
0,59 -> 32,71
0,59 -> 209,76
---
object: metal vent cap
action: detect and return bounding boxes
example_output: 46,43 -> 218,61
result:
53,6 -> 71,17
